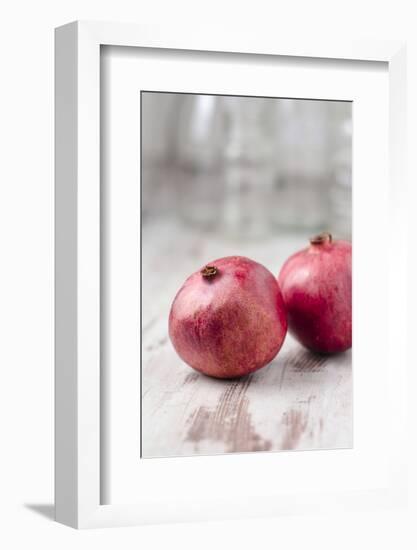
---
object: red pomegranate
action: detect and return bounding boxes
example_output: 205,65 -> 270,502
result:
278,233 -> 352,353
169,256 -> 287,378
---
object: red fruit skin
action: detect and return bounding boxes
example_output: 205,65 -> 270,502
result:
169,256 -> 287,379
278,238 -> 352,354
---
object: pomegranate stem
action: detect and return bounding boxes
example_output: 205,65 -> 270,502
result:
201,265 -> 218,278
310,232 -> 332,245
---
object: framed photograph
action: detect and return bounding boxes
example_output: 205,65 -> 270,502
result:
55,21 -> 407,528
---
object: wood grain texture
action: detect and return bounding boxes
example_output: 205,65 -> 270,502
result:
142,219 -> 352,458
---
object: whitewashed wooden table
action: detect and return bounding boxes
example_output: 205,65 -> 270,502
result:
142,218 -> 352,458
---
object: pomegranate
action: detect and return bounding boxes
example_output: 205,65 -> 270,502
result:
169,256 -> 287,378
278,233 -> 352,353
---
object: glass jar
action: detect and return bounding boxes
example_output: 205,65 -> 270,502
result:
175,94 -> 224,231
219,96 -> 278,239
272,99 -> 332,232
328,102 -> 352,239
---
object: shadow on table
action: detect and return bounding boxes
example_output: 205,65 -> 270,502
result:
24,503 -> 55,521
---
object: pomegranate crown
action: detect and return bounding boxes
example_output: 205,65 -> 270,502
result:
310,232 -> 332,245
201,265 -> 218,278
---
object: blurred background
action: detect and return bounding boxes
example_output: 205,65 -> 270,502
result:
141,92 -> 352,240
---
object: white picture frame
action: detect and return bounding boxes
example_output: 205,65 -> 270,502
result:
55,21 -> 407,529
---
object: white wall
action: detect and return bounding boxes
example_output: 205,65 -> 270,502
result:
1,1 -> 416,548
